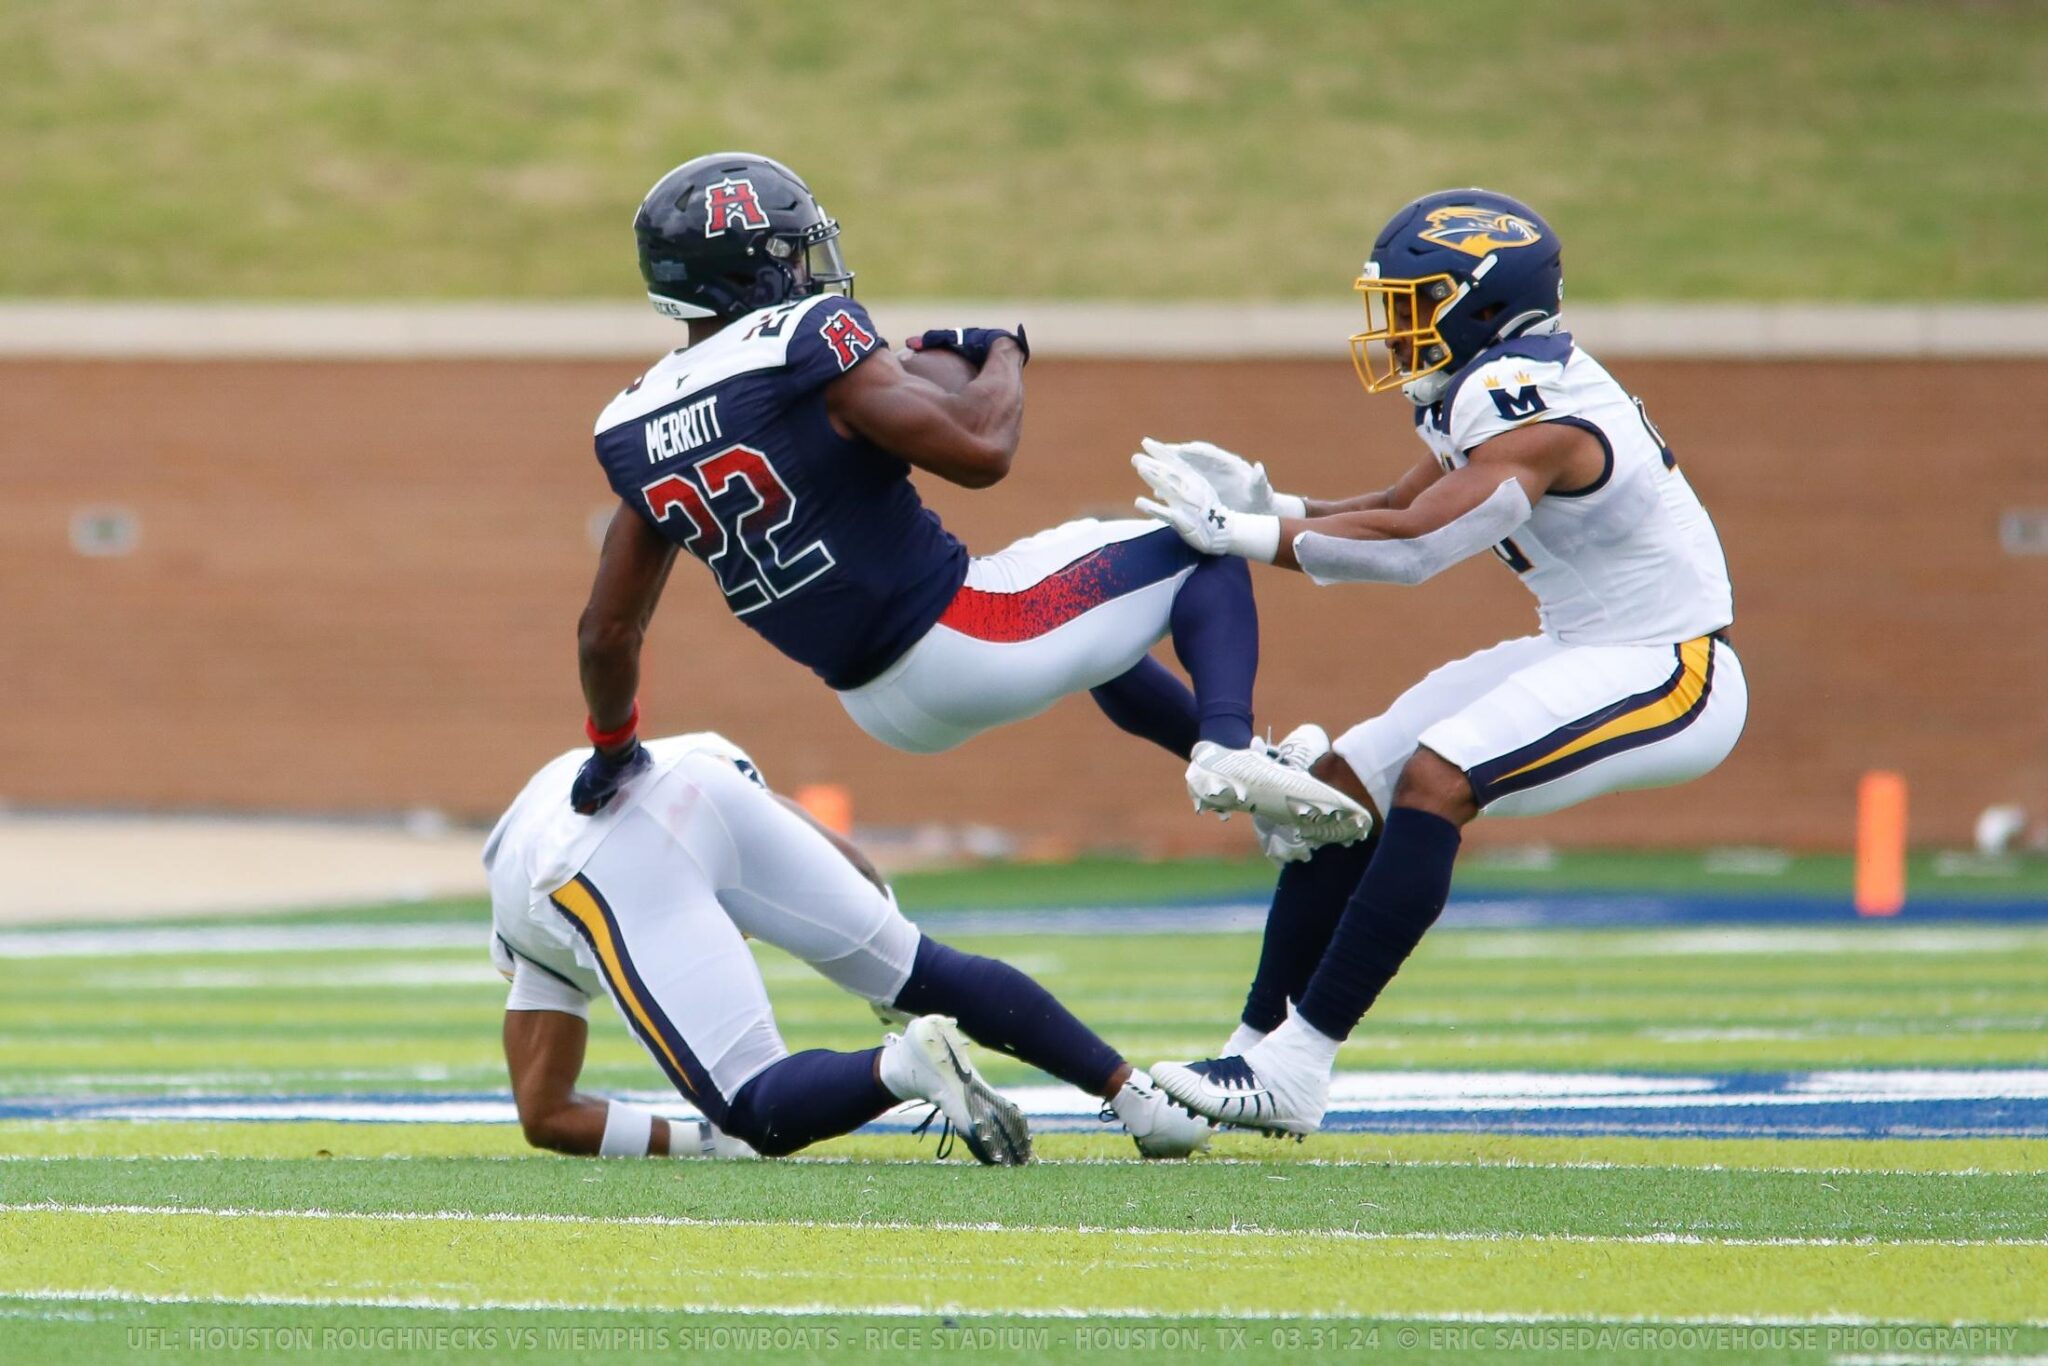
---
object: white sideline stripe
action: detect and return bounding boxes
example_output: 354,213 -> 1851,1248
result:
3,302 -> 2047,360
0,1154 -> 2025,1177
0,1288 -> 2040,1330
1448,928 -> 2048,959
10,917 -> 2044,960
6,1202 -> 2045,1248
0,922 -> 479,958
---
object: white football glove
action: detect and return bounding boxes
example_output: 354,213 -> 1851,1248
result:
1132,452 -> 1280,562
1137,437 -> 1306,518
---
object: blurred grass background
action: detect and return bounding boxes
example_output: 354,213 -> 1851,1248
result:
3,0 -> 2042,300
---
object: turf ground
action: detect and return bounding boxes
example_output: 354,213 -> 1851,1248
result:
3,862 -> 2044,1363
5,0 -> 2045,300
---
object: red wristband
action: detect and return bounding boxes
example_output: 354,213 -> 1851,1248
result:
585,700 -> 639,750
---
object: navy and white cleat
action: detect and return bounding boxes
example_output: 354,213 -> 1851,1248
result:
1152,1047 -> 1328,1139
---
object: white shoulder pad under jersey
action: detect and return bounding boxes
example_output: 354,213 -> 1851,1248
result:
1412,333 -> 1734,647
592,293 -> 869,436
1444,333 -> 1580,455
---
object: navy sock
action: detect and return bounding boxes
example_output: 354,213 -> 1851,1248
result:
1168,555 -> 1257,750
1296,808 -> 1462,1041
722,1047 -> 895,1157
1239,832 -> 1379,1033
1090,656 -> 1200,759
892,936 -> 1124,1094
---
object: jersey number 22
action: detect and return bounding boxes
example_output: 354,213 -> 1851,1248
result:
641,445 -> 835,615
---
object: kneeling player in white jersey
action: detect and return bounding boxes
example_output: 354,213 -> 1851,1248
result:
1134,190 -> 1747,1136
486,732 -> 1208,1161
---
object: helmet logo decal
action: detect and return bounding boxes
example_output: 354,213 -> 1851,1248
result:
703,177 -> 771,237
1417,206 -> 1544,258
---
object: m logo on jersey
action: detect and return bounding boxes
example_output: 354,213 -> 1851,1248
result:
1486,372 -> 1549,420
704,177 -> 770,236
1418,206 -> 1544,258
819,309 -> 877,370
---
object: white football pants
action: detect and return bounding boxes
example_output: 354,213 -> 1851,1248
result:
1330,633 -> 1747,819
836,518 -> 1200,753
544,753 -> 921,1121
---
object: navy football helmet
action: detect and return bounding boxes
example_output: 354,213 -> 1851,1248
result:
634,152 -> 853,322
1350,189 -> 1564,405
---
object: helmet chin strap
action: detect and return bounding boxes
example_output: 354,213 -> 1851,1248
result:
1402,371 -> 1452,406
1499,310 -> 1561,339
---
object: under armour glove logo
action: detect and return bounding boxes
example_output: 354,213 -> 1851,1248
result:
1207,508 -> 1228,530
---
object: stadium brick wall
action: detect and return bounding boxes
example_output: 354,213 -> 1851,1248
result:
5,357 -> 2040,853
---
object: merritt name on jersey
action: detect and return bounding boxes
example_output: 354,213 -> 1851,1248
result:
644,395 -> 724,463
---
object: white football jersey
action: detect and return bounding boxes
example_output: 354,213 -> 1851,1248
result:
1415,332 -> 1733,647
482,732 -> 762,990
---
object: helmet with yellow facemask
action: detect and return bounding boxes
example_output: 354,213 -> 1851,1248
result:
1351,189 -> 1564,406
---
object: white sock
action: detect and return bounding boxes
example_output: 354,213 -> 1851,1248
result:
1222,1022 -> 1268,1057
877,1031 -> 921,1101
1256,1010 -> 1341,1073
1292,1015 -> 1344,1070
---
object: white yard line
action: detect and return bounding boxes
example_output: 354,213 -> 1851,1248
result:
0,1286 -> 2040,1329
5,1201 -> 2044,1248
6,916 -> 2044,959
0,923 -> 480,957
0,1154 -> 2027,1176
1446,929 -> 2048,959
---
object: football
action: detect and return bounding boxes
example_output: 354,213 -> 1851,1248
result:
899,343 -> 977,393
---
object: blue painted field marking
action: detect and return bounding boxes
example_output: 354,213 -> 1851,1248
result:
8,1070 -> 2045,1140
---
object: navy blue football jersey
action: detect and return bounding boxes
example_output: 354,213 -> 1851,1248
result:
593,296 -> 969,689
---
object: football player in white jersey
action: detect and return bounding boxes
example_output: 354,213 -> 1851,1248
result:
1133,190 -> 1747,1136
487,731 -> 1209,1161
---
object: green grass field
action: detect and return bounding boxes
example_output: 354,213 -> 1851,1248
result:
3,0 -> 2044,300
3,857 -> 2045,1363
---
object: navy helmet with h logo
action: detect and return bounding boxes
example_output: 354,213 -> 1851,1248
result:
634,152 -> 853,322
1351,188 -> 1564,406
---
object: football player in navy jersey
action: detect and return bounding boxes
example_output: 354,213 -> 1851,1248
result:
570,152 -> 1363,833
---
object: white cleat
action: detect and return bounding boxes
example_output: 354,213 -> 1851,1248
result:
1272,722 -> 1333,772
673,1120 -> 760,1159
1106,1067 -> 1213,1159
1152,1021 -> 1334,1138
1248,726 -> 1374,864
1185,739 -> 1370,827
882,1015 -> 1032,1166
1253,814 -> 1315,865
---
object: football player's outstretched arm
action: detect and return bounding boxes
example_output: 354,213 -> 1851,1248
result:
1141,438 -> 1441,517
1299,451 -> 1448,516
1269,422 -> 1599,576
825,341 -> 1025,489
577,503 -> 679,737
